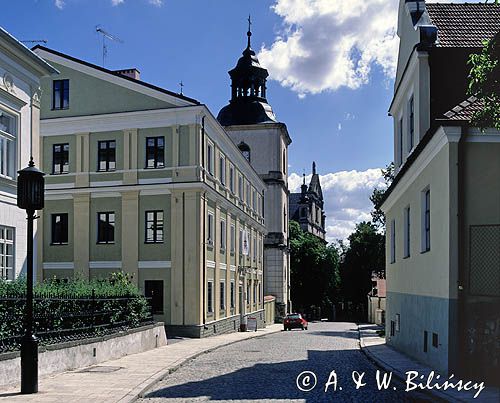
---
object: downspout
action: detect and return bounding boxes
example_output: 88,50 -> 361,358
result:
457,123 -> 467,376
201,116 -> 206,327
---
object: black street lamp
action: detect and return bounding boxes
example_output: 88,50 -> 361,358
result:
17,157 -> 45,394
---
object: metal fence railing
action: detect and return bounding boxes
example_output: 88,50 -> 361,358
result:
0,291 -> 154,353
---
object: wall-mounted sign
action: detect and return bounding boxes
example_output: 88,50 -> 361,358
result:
242,230 -> 249,256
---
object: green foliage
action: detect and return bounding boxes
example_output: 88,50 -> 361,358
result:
468,30 -> 500,130
289,221 -> 340,318
370,162 -> 394,229
339,222 -> 385,319
0,273 -> 151,350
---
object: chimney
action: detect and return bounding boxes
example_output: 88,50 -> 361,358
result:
114,68 -> 141,80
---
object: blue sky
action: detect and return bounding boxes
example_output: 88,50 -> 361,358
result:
2,0 -> 479,241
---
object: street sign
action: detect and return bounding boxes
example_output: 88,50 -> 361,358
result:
242,230 -> 249,256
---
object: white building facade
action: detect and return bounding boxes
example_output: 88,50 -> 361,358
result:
0,27 -> 56,281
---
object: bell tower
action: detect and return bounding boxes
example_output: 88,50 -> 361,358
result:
218,18 -> 293,317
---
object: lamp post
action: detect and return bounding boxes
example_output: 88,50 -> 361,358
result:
17,157 -> 45,394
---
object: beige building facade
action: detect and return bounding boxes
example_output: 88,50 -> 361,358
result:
35,46 -> 266,337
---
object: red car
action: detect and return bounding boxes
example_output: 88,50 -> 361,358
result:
284,313 -> 308,331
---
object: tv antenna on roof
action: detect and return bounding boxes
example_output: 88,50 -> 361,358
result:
95,25 -> 123,67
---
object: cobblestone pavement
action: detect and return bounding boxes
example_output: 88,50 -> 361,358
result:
140,322 -> 434,402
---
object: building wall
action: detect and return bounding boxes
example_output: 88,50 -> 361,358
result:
383,129 -> 455,374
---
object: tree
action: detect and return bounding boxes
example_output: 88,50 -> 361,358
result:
338,221 -> 385,321
369,162 -> 394,229
289,221 -> 340,319
467,8 -> 499,130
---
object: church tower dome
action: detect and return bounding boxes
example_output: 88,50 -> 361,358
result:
217,17 -> 277,126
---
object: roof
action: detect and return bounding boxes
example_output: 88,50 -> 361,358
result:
289,193 -> 302,220
32,45 -> 199,105
426,3 -> 500,48
0,27 -> 58,75
443,96 -> 483,121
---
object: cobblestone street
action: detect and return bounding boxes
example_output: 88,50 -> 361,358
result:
140,322 -> 433,402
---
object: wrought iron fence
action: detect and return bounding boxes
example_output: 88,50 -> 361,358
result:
0,290 -> 154,353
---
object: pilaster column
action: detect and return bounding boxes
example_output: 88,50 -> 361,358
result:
73,193 -> 90,279
121,191 -> 139,286
75,133 -> 90,188
123,129 -> 138,185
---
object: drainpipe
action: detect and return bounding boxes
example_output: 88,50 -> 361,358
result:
457,123 -> 467,376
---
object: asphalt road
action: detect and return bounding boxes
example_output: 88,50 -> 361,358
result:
140,322 -> 434,402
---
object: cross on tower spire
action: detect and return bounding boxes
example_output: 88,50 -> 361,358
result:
247,14 -> 252,48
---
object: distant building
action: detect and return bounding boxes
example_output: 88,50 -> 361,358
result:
0,27 -> 56,281
34,46 -> 266,337
381,0 -> 500,384
367,274 -> 386,326
289,162 -> 326,241
217,24 -> 292,316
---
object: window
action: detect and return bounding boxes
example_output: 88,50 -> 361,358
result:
246,283 -> 251,305
52,143 -> 69,174
390,320 -> 395,337
238,176 -> 243,199
423,331 -> 428,352
207,143 -> 214,174
0,109 -> 16,180
238,142 -> 250,162
404,206 -> 410,258
52,79 -> 69,110
146,136 -> 165,169
230,281 -> 235,309
220,220 -> 226,251
390,219 -> 396,263
253,283 -> 257,304
432,332 -> 438,348
97,212 -> 115,244
422,188 -> 431,252
207,212 -> 214,246
230,224 -> 235,254
239,228 -> 243,256
229,166 -> 234,193
51,214 -> 68,245
145,280 -> 164,314
282,149 -> 286,175
219,155 -> 226,185
98,140 -> 116,171
220,281 -> 225,310
246,183 -> 250,205
252,190 -> 256,211
398,118 -> 403,166
396,313 -> 401,332
0,226 -> 14,280
408,96 -> 414,152
252,235 -> 256,262
145,210 -> 163,243
207,281 -> 213,313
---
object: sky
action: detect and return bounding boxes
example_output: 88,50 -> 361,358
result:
2,0 -> 481,242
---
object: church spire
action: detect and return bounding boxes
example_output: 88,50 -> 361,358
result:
312,161 -> 316,175
247,14 -> 252,49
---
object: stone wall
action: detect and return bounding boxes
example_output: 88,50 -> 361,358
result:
0,323 -> 166,388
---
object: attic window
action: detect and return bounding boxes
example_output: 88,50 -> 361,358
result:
238,142 -> 251,162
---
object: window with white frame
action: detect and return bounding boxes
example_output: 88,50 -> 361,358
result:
404,206 -> 410,258
0,109 -> 16,180
252,235 -> 256,261
220,219 -> 226,251
207,212 -> 214,246
207,143 -> 214,175
408,96 -> 414,152
422,188 -> 431,252
390,219 -> 396,263
229,166 -> 234,193
220,280 -> 225,310
219,154 -> 226,185
398,118 -> 403,166
238,175 -> 243,199
230,224 -> 235,254
246,183 -> 250,205
239,228 -> 243,256
252,189 -> 256,211
230,280 -> 235,309
0,226 -> 14,280
207,281 -> 213,313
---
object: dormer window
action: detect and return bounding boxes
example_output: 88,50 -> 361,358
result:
238,142 -> 251,163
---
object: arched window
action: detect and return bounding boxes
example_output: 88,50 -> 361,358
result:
238,142 -> 251,163
282,149 -> 286,174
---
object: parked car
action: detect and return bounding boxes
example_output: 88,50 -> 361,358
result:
284,313 -> 308,331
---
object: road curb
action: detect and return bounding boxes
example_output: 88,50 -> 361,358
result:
126,326 -> 282,402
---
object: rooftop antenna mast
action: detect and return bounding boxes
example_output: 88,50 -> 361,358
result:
95,25 -> 123,67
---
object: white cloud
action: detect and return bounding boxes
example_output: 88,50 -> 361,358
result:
337,122 -> 342,131
111,0 -> 124,5
54,0 -> 65,9
149,0 -> 163,6
259,0 -> 400,96
289,168 -> 386,242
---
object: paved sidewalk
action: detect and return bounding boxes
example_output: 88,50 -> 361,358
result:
0,324 -> 282,403
358,324 -> 500,403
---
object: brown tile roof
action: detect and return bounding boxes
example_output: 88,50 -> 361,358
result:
443,96 -> 483,121
426,3 -> 500,48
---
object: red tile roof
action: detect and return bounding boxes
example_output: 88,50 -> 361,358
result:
426,3 -> 500,48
